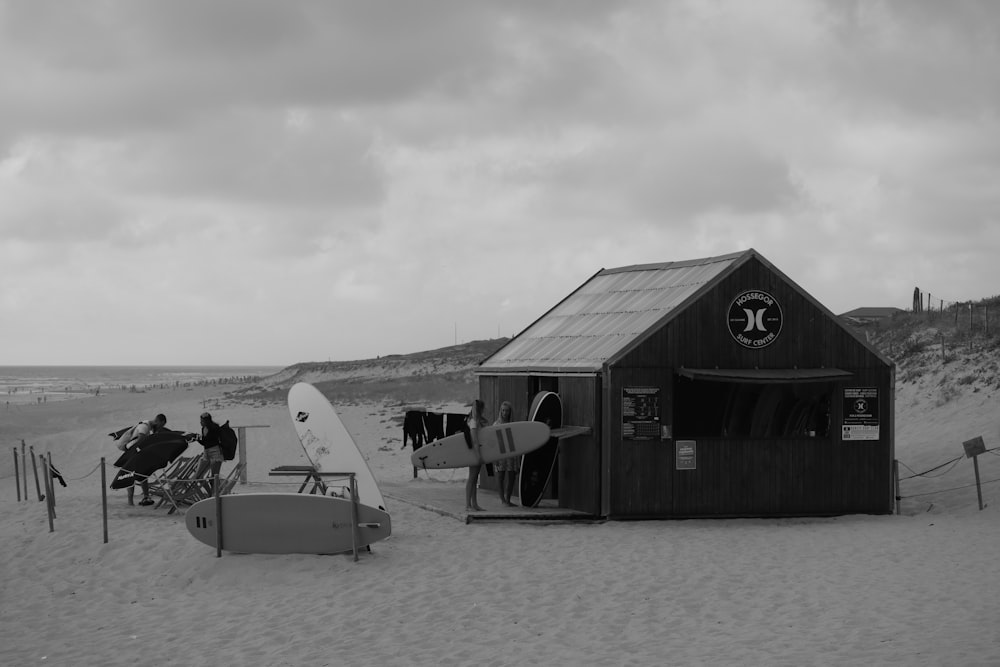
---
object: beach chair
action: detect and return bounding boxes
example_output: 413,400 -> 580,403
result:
162,459 -> 246,514
217,462 -> 246,497
157,455 -> 212,513
147,455 -> 198,502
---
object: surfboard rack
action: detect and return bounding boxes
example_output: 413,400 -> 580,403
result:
269,465 -> 343,496
250,471 -> 373,561
550,425 -> 592,440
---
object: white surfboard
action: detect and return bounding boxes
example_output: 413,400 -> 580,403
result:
410,421 -> 551,470
288,383 -> 387,511
185,493 -> 391,555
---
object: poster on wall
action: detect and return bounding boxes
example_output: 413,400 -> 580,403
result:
676,440 -> 696,470
842,387 -> 879,441
622,386 -> 660,440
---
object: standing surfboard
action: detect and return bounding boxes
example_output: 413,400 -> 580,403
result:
410,421 -> 550,470
185,493 -> 391,555
519,391 -> 563,507
288,382 -> 387,512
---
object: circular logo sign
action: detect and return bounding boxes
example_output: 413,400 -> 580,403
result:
727,290 -> 783,349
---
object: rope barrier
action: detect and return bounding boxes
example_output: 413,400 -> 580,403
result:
899,455 -> 965,481
900,476 -> 1000,500
62,461 -> 103,481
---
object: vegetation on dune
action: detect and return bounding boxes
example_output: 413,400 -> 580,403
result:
227,295 -> 1000,410
851,295 -> 1000,401
224,338 -> 508,406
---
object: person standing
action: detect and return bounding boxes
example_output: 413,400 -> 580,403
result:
195,412 -> 225,481
118,413 -> 167,506
493,401 -> 518,507
465,399 -> 487,512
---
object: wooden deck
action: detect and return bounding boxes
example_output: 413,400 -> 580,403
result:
380,480 -> 601,525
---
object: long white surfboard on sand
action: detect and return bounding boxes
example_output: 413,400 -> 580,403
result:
185,493 -> 391,555
288,382 -> 387,511
410,421 -> 551,470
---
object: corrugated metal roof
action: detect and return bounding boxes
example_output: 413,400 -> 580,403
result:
478,250 -> 750,373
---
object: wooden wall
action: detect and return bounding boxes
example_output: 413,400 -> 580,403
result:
478,375 -> 534,494
607,257 -> 894,517
557,375 -> 602,515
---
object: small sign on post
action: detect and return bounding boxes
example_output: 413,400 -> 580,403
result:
962,436 -> 987,511
962,436 -> 986,459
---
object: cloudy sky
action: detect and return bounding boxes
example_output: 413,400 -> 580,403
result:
1,1 -> 997,366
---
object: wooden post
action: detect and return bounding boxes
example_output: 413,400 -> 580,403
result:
969,303 -> 974,352
13,448 -> 21,502
21,441 -> 28,501
350,474 -> 361,562
973,455 -> 984,511
43,455 -> 55,532
47,452 -> 56,510
237,426 -> 247,484
101,457 -> 109,544
940,333 -> 945,362
232,425 -> 269,485
893,459 -> 901,516
214,472 -> 223,558
30,447 -> 43,501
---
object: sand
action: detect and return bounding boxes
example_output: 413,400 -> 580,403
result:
1,381 -> 999,666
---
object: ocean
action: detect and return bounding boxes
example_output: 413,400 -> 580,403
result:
0,365 -> 282,404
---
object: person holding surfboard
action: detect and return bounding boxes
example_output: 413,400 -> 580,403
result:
117,413 -> 167,506
493,401 -> 518,507
465,399 -> 487,512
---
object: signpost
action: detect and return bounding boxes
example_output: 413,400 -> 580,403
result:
962,435 -> 987,511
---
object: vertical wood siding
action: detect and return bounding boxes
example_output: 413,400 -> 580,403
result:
609,257 -> 894,517
557,376 -> 601,515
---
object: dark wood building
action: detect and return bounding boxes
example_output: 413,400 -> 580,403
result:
476,249 -> 895,519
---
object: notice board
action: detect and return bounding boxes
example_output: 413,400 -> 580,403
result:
622,386 -> 660,440
842,387 -> 879,441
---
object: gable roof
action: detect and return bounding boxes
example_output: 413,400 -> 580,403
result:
477,250 -> 751,374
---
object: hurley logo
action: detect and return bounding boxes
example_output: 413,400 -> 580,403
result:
727,290 -> 783,348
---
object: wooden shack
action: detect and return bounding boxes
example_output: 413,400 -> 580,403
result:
476,249 -> 895,519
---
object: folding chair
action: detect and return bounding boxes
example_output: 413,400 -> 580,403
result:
147,455 -> 197,502
157,455 -> 213,514
162,459 -> 245,514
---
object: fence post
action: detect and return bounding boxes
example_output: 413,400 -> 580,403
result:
13,448 -> 21,502
47,453 -> 56,509
893,459 -> 901,516
30,447 -> 43,501
43,455 -> 55,531
237,427 -> 247,485
21,441 -> 28,501
350,474 -> 361,563
972,454 -> 984,511
215,471 -> 223,558
101,458 -> 109,544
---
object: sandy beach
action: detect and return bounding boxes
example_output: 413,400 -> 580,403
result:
2,379 -> 999,666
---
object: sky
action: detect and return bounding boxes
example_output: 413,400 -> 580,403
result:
1,0 -> 998,366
